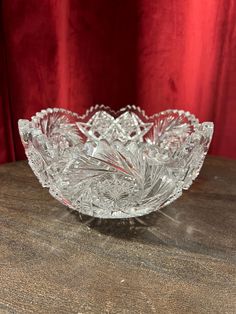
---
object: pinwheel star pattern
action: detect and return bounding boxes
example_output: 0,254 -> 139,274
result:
18,106 -> 214,218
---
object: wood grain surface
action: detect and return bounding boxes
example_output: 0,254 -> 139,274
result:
0,157 -> 235,314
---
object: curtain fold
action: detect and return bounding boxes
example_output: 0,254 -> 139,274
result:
0,3 -> 15,163
0,0 -> 236,163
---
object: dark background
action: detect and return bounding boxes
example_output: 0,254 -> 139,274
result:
1,0 -> 236,163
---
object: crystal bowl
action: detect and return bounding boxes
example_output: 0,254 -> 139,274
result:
18,106 -> 214,219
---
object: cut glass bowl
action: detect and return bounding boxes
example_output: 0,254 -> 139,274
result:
18,106 -> 214,219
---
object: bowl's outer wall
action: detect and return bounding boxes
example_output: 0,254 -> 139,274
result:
18,107 -> 214,218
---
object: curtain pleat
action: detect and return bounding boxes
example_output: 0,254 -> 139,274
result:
0,2 -> 15,163
0,0 -> 236,163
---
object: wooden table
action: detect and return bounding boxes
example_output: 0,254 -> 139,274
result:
0,157 -> 235,313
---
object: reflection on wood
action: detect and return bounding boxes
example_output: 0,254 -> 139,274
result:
0,157 -> 235,313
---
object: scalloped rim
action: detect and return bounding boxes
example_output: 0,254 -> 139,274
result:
20,105 -> 211,128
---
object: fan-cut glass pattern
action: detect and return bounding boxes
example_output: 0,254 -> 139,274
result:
18,106 -> 214,218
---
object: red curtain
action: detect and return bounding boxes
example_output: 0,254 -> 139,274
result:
0,0 -> 236,163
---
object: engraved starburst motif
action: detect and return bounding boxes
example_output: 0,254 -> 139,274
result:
18,106 -> 214,219
76,111 -> 153,143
